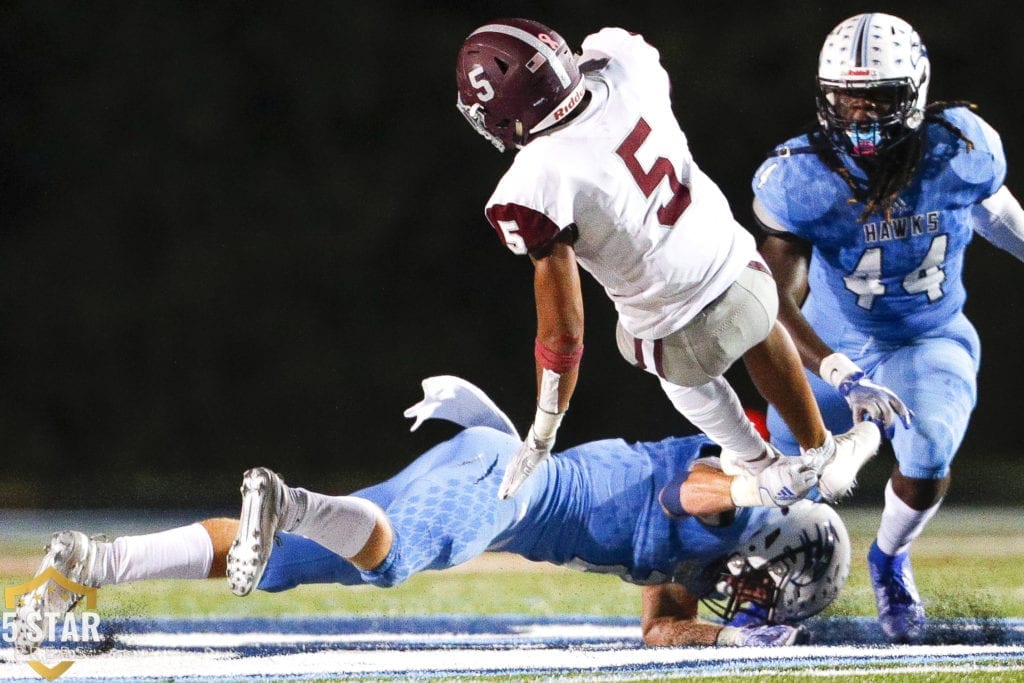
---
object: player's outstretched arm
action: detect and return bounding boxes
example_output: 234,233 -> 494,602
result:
662,461 -> 817,518
641,582 -> 717,646
499,240 -> 584,499
759,233 -> 833,370
640,583 -> 805,647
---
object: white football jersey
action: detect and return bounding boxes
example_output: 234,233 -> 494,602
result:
484,28 -> 756,339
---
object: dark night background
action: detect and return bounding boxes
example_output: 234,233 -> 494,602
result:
0,2 -> 1021,510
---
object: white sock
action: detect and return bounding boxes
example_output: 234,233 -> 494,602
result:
659,376 -> 766,459
284,489 -> 380,559
93,523 -> 214,586
876,479 -> 942,556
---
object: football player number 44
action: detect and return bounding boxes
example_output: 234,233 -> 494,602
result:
843,234 -> 948,309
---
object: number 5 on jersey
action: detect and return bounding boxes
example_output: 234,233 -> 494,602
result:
616,118 -> 691,226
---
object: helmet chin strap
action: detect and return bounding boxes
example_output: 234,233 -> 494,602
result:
514,120 -> 526,147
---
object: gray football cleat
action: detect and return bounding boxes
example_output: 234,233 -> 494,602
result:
227,467 -> 286,597
13,530 -> 100,655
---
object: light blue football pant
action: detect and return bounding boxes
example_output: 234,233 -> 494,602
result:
768,312 -> 980,480
256,427 -> 537,592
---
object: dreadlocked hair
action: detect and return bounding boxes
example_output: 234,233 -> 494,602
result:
812,101 -> 979,221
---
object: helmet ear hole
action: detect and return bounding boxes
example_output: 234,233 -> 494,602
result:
493,57 -> 510,74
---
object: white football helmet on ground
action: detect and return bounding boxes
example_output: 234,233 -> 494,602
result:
703,500 -> 851,624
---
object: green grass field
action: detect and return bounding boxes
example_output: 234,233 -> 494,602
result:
6,505 -> 1019,619
2,505 -> 1022,682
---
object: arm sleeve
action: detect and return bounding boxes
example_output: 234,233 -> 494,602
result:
973,185 -> 1024,262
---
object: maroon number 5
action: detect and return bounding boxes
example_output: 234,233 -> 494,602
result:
615,118 -> 691,226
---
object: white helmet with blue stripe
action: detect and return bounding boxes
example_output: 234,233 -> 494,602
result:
703,500 -> 851,624
816,13 -> 930,156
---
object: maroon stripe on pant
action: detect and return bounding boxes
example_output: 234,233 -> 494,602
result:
633,338 -> 646,370
653,339 -> 665,379
747,259 -> 771,275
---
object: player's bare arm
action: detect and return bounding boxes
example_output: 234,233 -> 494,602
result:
642,580 -> 808,647
531,240 -> 584,412
758,234 -> 830,371
640,582 -> 717,646
497,239 -> 585,499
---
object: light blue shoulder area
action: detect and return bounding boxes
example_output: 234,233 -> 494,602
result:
751,134 -> 844,230
939,106 -> 1006,195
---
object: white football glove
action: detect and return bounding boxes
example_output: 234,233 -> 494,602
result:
820,353 -> 912,439
730,455 -> 818,508
498,426 -> 554,500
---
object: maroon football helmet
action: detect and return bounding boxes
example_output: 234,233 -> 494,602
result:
456,18 -> 586,152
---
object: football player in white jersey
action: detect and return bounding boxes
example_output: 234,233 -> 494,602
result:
454,19 -> 881,502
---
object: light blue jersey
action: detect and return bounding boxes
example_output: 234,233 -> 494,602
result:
753,107 -> 1004,342
258,426 -> 771,595
753,108 -> 1002,478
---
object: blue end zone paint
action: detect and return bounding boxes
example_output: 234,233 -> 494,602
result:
3,616 -> 1024,681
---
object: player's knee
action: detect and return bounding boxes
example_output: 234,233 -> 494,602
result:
359,546 -> 412,588
899,416 -> 958,478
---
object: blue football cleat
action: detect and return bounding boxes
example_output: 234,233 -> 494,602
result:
868,540 -> 925,642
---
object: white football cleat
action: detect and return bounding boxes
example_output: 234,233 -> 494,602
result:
227,467 -> 285,597
13,530 -> 100,655
812,422 -> 881,502
721,443 -> 782,476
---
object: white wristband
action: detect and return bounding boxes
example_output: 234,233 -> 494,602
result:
532,406 -> 564,442
729,475 -> 765,508
716,626 -> 743,646
819,352 -> 862,389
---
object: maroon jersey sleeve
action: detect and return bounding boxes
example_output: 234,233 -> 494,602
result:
485,203 -> 563,257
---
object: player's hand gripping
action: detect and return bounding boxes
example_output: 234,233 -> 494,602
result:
821,352 -> 912,438
730,455 -> 818,508
498,426 -> 554,500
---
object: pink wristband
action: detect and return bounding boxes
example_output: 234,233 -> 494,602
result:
534,339 -> 583,373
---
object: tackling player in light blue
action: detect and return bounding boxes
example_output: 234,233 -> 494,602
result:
752,13 -> 1024,643
226,376 -> 846,648
13,377 -> 850,654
